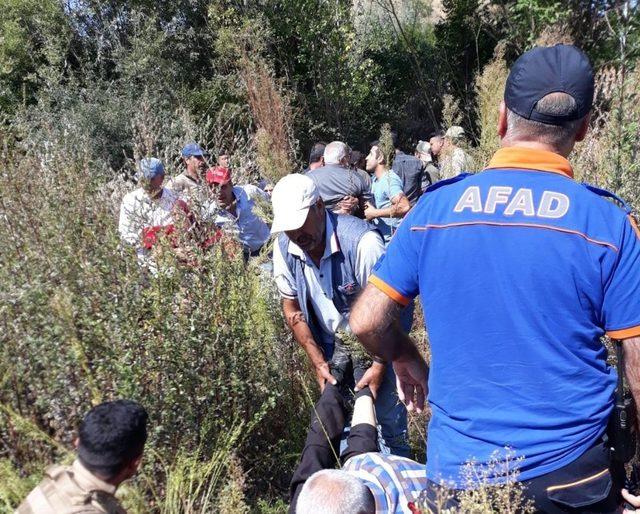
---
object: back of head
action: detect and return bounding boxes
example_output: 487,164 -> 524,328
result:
506,92 -> 584,148
324,141 -> 349,165
296,469 -> 375,514
309,142 -> 327,165
77,400 -> 148,480
349,150 -> 364,168
503,44 -> 594,150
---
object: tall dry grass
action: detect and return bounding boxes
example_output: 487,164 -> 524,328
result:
0,120 -> 310,512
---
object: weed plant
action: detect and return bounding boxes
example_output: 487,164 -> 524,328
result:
0,126 -> 310,512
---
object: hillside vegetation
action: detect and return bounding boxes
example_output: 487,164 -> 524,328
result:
0,0 -> 639,512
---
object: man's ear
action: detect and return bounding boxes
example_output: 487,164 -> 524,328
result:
498,101 -> 508,139
575,111 -> 591,142
74,437 -> 80,449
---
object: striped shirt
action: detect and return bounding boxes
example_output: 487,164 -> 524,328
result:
343,452 -> 426,513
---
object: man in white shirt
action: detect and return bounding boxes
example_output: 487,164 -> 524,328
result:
118,158 -> 188,266
271,174 -> 409,457
204,166 -> 271,257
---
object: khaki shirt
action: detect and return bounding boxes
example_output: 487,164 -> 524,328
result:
166,173 -> 210,205
165,172 -> 200,196
439,147 -> 474,180
16,460 -> 126,514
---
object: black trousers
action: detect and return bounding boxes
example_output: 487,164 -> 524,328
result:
424,438 -> 624,513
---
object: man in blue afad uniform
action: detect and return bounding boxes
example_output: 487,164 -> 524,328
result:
350,44 -> 640,513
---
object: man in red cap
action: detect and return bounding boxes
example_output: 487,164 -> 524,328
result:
204,167 -> 271,256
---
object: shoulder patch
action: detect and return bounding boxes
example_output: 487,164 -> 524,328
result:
581,183 -> 632,214
424,173 -> 473,194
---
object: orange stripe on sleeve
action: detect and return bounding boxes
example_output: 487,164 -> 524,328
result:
607,326 -> 640,339
629,215 -> 640,241
368,275 -> 410,306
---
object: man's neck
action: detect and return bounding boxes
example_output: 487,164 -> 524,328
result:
221,188 -> 237,213
186,169 -> 200,182
374,165 -> 388,179
501,138 -> 573,158
307,226 -> 327,267
147,188 -> 163,201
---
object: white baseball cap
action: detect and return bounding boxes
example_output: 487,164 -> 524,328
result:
271,173 -> 320,233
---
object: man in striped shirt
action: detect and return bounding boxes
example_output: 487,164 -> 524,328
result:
291,384 -> 426,514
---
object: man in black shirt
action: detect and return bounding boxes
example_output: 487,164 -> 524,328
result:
390,132 -> 424,207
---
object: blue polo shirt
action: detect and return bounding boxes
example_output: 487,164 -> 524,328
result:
370,147 -> 640,486
371,170 -> 404,241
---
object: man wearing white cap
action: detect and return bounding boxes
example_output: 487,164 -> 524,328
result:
439,126 -> 474,179
271,173 -> 409,457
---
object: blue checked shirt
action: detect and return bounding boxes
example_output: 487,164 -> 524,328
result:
343,452 -> 427,513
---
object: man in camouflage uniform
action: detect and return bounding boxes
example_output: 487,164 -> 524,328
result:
438,126 -> 475,179
17,400 -> 148,514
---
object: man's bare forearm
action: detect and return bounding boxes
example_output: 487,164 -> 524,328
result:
350,284 -> 416,361
282,298 -> 326,366
622,337 -> 640,427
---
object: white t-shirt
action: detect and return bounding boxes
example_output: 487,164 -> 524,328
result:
273,213 -> 385,336
118,187 -> 179,261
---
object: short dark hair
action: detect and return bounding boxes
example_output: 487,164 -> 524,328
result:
348,150 -> 364,167
506,92 -> 586,147
429,130 -> 445,140
77,400 -> 148,480
308,142 -> 327,165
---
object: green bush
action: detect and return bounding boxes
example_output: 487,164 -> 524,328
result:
0,129 -> 311,511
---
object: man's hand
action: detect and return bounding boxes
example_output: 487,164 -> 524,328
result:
314,361 -> 337,392
394,351 -> 428,413
364,201 -> 378,221
335,195 -> 358,215
355,361 -> 386,399
623,489 -> 640,513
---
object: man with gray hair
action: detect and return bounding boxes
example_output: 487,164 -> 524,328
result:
306,141 -> 372,217
291,384 -> 426,514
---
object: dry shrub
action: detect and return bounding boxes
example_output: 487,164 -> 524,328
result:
244,61 -> 296,184
378,123 -> 396,166
0,122 -> 310,511
534,23 -> 574,47
574,66 -> 640,209
220,19 -> 297,184
216,455 -> 250,513
473,42 -> 508,168
441,94 -> 463,130
415,450 -> 534,513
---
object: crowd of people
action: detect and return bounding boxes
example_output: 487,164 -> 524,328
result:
116,127 -> 473,273
18,45 -> 640,514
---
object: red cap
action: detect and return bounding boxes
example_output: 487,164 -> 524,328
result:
206,166 -> 232,185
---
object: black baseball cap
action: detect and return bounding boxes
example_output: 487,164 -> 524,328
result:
505,44 -> 594,126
